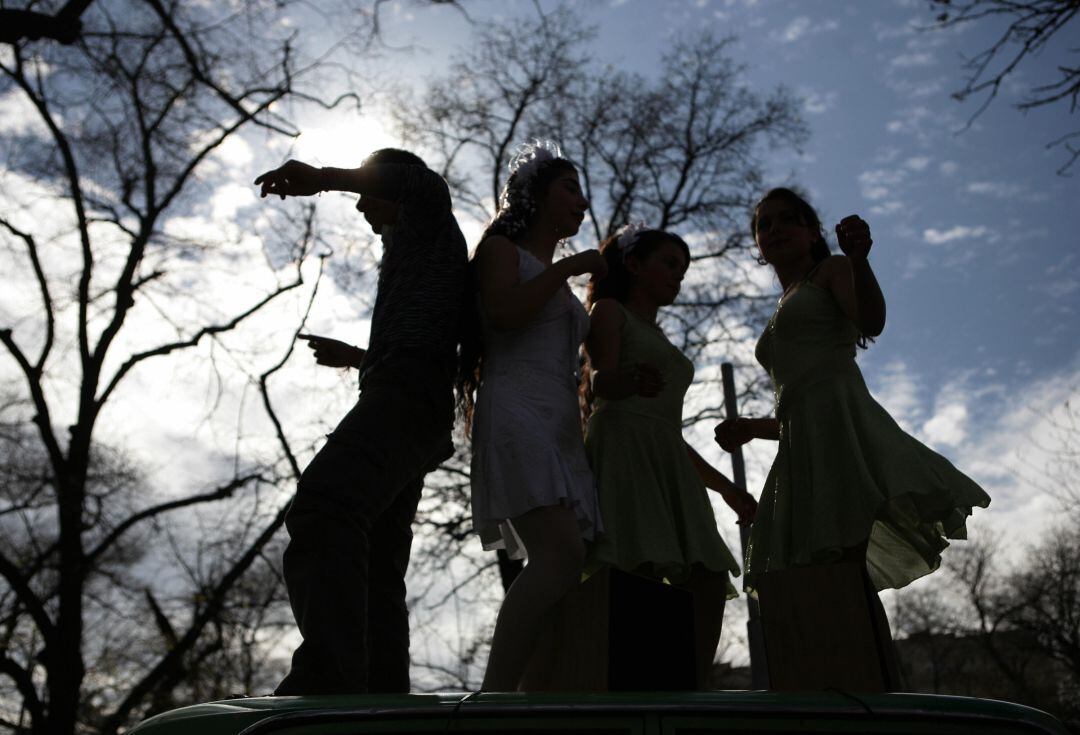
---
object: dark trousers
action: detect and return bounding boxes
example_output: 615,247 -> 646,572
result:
275,362 -> 453,695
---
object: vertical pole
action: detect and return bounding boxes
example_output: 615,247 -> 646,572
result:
721,362 -> 769,689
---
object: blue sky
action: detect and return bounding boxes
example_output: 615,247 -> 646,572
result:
273,0 -> 1078,677
342,0 -> 1079,540
2,0 -> 1076,684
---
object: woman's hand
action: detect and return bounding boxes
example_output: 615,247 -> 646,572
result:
297,334 -> 365,369
728,487 -> 758,525
714,417 -> 755,452
834,214 -> 873,261
562,249 -> 608,279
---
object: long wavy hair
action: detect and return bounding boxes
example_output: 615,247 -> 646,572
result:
455,157 -> 579,434
752,187 -> 870,348
579,228 -> 691,421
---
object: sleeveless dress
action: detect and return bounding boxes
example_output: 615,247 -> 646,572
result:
746,275 -> 991,592
584,303 -> 741,593
470,246 -> 600,560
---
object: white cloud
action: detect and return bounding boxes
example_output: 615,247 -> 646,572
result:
858,168 -> 907,201
802,90 -> 838,115
1044,277 -> 1079,300
773,15 -> 838,43
922,225 -> 989,245
214,135 -> 254,169
1045,253 -> 1077,277
210,182 -> 258,221
900,252 -> 929,279
947,367 -> 1079,545
873,146 -> 904,165
869,360 -> 924,432
884,106 -> 933,138
939,161 -> 959,176
0,89 -> 55,137
890,52 -> 935,68
905,156 -> 931,171
922,402 -> 968,447
864,358 -> 1080,558
869,200 -> 904,217
966,180 -> 1023,199
778,16 -> 811,42
899,78 -> 948,99
872,18 -> 916,43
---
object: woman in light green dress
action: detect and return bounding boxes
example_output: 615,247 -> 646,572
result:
583,224 -> 757,689
714,187 -> 990,688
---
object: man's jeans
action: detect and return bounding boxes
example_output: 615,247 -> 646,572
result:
275,361 -> 454,695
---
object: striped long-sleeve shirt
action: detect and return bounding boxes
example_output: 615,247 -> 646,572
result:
359,164 -> 467,382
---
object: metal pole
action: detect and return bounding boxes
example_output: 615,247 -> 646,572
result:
721,362 -> 769,689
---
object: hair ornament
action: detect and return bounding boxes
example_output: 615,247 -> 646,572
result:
487,139 -> 568,240
507,139 -> 563,185
615,220 -> 650,259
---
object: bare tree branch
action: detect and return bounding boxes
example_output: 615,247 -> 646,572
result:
928,0 -> 1080,174
0,654 -> 44,735
85,473 -> 266,568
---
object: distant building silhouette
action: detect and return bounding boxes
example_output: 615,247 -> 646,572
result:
708,630 -> 1077,729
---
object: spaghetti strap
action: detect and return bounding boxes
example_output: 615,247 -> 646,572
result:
803,258 -> 828,282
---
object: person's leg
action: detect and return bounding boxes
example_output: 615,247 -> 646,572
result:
677,565 -> 728,690
275,382 -> 442,696
482,504 -> 585,691
275,436 -> 375,695
861,567 -> 905,691
366,474 -> 424,693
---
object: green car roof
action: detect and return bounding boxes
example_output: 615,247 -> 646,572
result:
128,690 -> 1070,735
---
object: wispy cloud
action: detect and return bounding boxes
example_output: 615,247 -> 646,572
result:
1045,279 -> 1079,302
866,358 -> 1080,553
922,402 -> 968,447
858,167 -> 907,202
869,200 -> 905,217
0,90 -> 51,138
210,183 -> 259,221
802,89 -> 838,115
922,225 -> 989,245
893,77 -> 949,99
965,180 -> 1024,199
890,51 -> 935,68
905,155 -> 931,171
870,360 -> 925,432
772,15 -> 839,43
885,106 -> 933,137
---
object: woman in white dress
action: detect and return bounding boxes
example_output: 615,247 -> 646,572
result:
457,141 -> 608,691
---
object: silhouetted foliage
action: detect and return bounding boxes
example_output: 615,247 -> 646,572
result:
893,397 -> 1080,727
928,0 -> 1080,175
0,0 -> 383,731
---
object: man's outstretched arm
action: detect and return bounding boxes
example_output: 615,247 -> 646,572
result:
255,160 -> 408,202
297,334 -> 365,370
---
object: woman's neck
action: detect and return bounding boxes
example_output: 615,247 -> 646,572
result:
774,255 -> 816,293
518,226 -> 559,265
623,290 -> 659,324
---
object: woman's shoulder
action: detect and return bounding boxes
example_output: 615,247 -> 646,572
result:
589,298 -> 627,326
808,254 -> 853,287
476,233 -> 519,253
474,234 -> 521,268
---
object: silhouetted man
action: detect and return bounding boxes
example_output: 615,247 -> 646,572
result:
255,148 -> 466,694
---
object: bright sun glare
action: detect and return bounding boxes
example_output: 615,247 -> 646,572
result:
294,110 -> 400,167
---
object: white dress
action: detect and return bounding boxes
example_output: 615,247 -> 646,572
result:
470,246 -> 600,559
